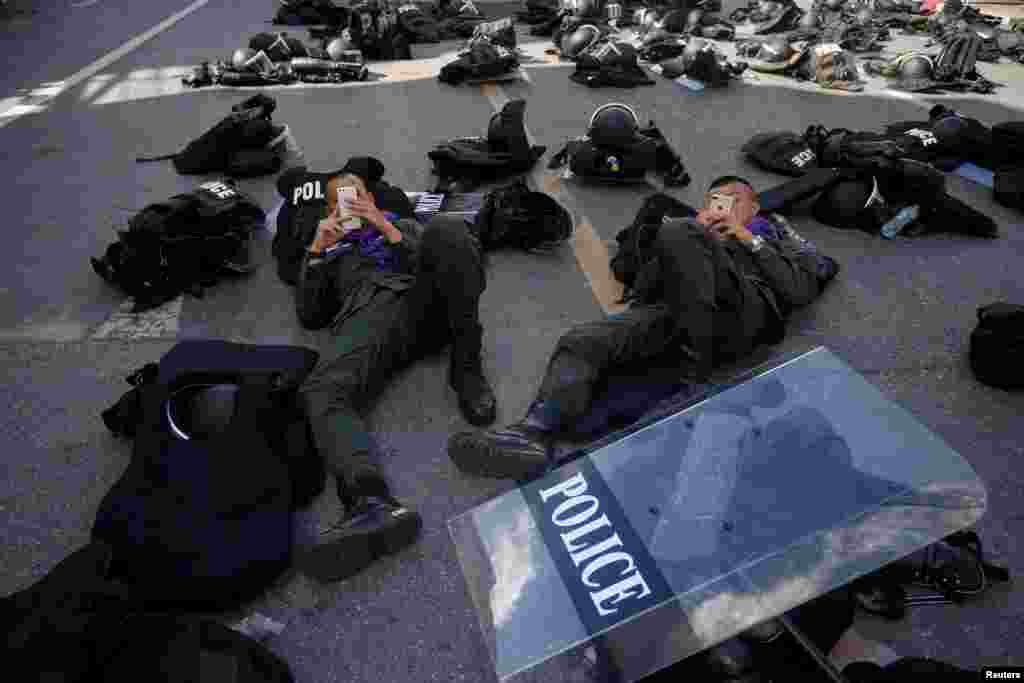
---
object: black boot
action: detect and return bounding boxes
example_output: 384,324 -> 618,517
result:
447,400 -> 557,480
296,490 -> 422,583
449,327 -> 497,427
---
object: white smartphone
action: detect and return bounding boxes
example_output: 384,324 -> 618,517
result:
336,186 -> 358,216
708,193 -> 735,216
336,186 -> 362,232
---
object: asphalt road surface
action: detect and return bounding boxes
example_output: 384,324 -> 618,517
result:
2,1 -> 1023,682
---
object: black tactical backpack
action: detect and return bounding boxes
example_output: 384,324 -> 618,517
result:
472,178 -> 573,252
610,193 -> 698,301
2,540 -> 295,683
91,179 -> 265,312
93,339 -> 325,613
136,94 -> 283,177
428,99 -> 547,190
549,124 -> 690,186
742,131 -> 819,176
438,37 -> 520,85
970,302 -> 1024,389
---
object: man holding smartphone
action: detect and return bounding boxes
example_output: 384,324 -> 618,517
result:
448,175 -> 838,481
290,167 -> 495,583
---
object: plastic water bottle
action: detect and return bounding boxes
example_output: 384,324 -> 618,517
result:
227,612 -> 286,642
880,205 -> 920,239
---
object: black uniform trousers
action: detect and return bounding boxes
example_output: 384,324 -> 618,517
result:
299,217 -> 486,503
529,219 -> 774,433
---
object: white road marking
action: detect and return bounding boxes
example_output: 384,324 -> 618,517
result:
0,0 -> 212,128
89,297 -> 183,340
71,0 -> 101,8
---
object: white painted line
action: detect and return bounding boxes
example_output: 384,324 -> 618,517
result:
71,0 -> 101,7
0,0 -> 212,128
79,73 -> 117,101
89,296 -> 183,340
482,83 -> 628,317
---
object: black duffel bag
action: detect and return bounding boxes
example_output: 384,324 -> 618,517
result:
472,178 -> 573,252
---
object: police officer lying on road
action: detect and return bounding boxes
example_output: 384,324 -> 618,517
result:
292,171 -> 496,583
448,175 -> 839,481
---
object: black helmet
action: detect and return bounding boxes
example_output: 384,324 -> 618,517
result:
562,24 -> 602,59
588,103 -> 640,149
585,40 -> 639,68
232,47 -> 258,70
166,384 -> 240,441
943,0 -> 963,14
797,9 -> 819,30
326,34 -> 355,60
824,0 -> 843,11
761,36 -> 793,61
899,53 -> 934,79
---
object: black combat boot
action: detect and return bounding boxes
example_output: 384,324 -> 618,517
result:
447,400 -> 559,480
449,324 -> 497,427
296,469 -> 422,583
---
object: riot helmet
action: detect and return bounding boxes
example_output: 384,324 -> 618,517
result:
562,24 -> 602,59
327,34 -> 356,60
232,47 -> 258,70
899,53 -> 934,79
760,36 -> 794,61
166,384 -> 240,441
854,8 -> 873,25
588,103 -> 640,149
824,0 -> 844,11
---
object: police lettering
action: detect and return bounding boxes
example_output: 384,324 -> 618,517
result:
790,149 -> 816,168
292,180 -> 325,205
905,128 -> 938,147
200,181 -> 237,200
539,473 -> 653,617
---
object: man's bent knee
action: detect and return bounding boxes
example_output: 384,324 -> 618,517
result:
422,214 -> 476,248
655,218 -> 709,250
